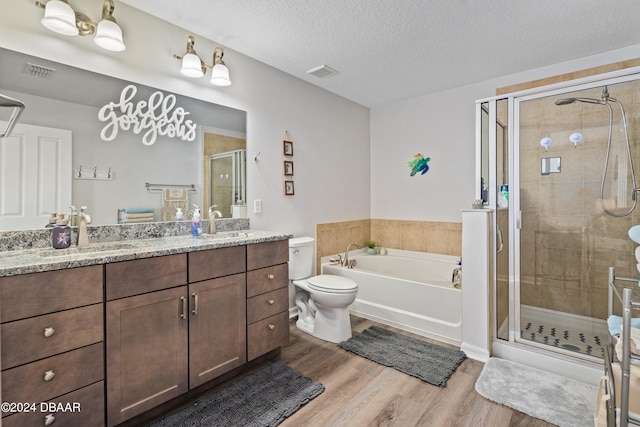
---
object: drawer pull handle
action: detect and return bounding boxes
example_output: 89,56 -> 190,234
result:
267,299 -> 275,305
192,293 -> 199,316
44,370 -> 56,382
44,327 -> 55,338
180,297 -> 187,319
44,414 -> 56,426
267,274 -> 275,280
268,324 -> 275,330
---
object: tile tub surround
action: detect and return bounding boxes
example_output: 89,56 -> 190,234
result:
0,223 -> 291,278
316,219 -> 461,273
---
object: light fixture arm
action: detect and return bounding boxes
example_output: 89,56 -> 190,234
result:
173,36 -> 207,75
213,47 -> 226,66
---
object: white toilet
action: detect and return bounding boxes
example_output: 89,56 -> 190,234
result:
289,236 -> 358,343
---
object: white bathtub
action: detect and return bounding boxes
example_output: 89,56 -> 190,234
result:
321,249 -> 462,345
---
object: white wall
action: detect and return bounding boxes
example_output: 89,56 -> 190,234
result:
370,44 -> 640,223
1,2 -> 370,238
4,2 -> 638,236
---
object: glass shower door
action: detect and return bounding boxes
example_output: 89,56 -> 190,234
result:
209,149 -> 245,217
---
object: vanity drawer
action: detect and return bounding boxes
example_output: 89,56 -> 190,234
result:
247,240 -> 289,271
2,380 -> 105,427
2,343 -> 104,406
247,288 -> 289,324
189,245 -> 246,283
2,304 -> 103,370
106,254 -> 187,300
247,311 -> 289,361
246,263 -> 288,297
0,265 -> 103,323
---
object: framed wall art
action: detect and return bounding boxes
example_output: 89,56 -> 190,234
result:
284,180 -> 295,196
283,140 -> 293,156
284,160 -> 294,176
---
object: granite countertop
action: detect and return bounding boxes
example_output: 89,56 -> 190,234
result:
0,230 -> 292,277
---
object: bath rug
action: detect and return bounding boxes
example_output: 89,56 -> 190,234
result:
475,357 -> 596,427
338,325 -> 466,386
149,361 -> 324,427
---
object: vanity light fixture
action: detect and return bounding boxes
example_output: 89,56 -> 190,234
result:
173,36 -> 232,87
35,0 -> 126,52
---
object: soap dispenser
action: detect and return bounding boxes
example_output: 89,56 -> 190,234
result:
175,207 -> 184,222
52,214 -> 71,249
45,212 -> 57,228
191,205 -> 201,236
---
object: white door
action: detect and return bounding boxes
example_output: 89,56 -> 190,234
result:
0,122 -> 72,230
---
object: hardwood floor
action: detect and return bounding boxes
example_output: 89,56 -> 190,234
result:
275,315 -> 555,427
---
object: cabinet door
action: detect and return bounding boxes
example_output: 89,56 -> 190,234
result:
106,287 -> 188,426
189,273 -> 246,388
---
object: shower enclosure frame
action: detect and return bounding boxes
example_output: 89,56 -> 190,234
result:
208,149 -> 246,218
477,65 -> 640,382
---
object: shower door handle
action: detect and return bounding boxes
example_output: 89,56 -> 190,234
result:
497,227 -> 504,253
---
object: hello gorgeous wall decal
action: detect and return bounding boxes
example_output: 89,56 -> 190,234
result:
98,85 -> 197,145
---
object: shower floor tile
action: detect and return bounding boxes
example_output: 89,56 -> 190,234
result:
520,307 -> 608,358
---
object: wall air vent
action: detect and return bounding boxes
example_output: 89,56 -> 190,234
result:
23,63 -> 56,79
306,64 -> 339,78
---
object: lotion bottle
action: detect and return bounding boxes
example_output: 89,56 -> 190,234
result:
191,205 -> 201,236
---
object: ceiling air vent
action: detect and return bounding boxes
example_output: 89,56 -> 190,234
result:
23,63 -> 56,79
306,65 -> 339,79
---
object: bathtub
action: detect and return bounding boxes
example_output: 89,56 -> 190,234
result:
321,249 -> 462,345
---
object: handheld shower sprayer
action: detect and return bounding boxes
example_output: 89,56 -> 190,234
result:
555,85 -> 638,217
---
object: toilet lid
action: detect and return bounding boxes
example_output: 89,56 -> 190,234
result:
307,275 -> 358,293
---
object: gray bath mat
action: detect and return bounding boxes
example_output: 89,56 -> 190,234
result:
339,326 -> 466,386
149,361 -> 324,427
475,357 -> 596,427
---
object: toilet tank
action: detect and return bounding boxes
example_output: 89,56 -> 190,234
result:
288,236 -> 315,280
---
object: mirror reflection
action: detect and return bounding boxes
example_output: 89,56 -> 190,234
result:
0,48 -> 247,230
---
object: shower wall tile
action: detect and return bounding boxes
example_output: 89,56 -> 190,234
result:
518,78 -> 639,321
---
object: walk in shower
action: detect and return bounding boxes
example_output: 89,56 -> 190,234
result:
209,149 -> 246,218
478,70 -> 640,365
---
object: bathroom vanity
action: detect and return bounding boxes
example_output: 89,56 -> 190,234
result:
0,227 -> 291,426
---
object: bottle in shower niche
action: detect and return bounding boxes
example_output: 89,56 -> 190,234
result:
52,214 -> 72,249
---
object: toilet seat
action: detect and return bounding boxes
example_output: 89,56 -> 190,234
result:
307,275 -> 357,294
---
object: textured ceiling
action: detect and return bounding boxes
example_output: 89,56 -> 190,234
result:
121,0 -> 640,107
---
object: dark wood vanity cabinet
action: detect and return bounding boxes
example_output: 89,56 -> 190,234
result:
105,254 -> 189,426
187,246 -> 247,388
105,248 -> 247,426
0,265 -> 105,427
0,237 -> 289,427
246,240 -> 290,361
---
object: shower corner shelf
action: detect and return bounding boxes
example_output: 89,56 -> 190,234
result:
605,268 -> 640,427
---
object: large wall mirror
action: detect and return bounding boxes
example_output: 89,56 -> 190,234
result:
0,48 -> 247,230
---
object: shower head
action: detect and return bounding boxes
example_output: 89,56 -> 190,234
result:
555,97 -> 605,106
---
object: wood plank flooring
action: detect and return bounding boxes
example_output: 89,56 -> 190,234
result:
276,315 -> 555,427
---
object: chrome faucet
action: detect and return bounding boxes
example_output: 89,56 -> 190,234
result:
342,243 -> 361,268
77,206 -> 91,248
207,207 -> 223,234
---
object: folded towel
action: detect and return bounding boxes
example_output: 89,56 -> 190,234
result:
124,218 -> 154,223
122,207 -> 155,214
608,315 -> 640,336
124,213 -> 155,219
